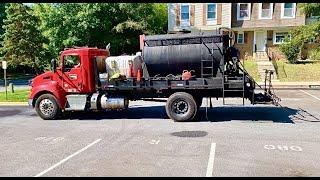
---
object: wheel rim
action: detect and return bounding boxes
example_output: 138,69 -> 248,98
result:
172,99 -> 189,115
39,99 -> 55,116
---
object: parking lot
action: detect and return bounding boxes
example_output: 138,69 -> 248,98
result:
0,89 -> 320,177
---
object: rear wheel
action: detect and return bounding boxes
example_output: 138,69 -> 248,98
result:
166,92 -> 198,122
35,94 -> 61,120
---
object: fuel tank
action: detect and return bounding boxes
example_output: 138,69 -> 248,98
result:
142,32 -> 225,78
100,95 -> 129,110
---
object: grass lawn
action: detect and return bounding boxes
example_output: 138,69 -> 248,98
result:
275,60 -> 320,82
0,89 -> 30,102
242,60 -> 261,82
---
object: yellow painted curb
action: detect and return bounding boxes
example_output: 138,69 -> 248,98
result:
0,102 -> 29,106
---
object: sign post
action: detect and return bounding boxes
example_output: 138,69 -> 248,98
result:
2,61 -> 7,100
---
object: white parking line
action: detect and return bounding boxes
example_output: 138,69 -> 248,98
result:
206,143 -> 216,177
34,138 -> 101,177
300,90 -> 320,101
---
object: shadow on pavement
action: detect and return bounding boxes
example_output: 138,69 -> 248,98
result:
0,109 -> 22,118
197,106 -> 298,123
61,105 -> 302,123
63,106 -> 168,121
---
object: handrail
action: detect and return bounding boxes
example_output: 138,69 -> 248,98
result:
267,47 -> 279,75
218,27 -> 235,46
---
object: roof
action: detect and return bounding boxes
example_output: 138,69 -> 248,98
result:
145,31 -> 222,41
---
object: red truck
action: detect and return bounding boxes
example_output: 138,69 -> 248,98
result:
28,28 -> 279,122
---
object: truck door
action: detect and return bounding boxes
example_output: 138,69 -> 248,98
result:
62,54 -> 83,93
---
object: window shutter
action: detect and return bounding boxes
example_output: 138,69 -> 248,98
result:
244,32 -> 248,44
235,32 -> 238,44
203,4 -> 207,26
217,3 -> 222,25
176,4 -> 180,27
190,5 -> 195,26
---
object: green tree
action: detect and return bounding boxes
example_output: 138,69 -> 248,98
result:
280,3 -> 320,63
112,3 -> 167,54
33,3 -> 81,59
298,3 -> 320,17
149,3 -> 168,34
0,3 -> 49,74
33,3 -> 168,57
0,3 -> 5,39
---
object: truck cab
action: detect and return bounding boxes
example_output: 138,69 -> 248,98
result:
29,47 -> 109,119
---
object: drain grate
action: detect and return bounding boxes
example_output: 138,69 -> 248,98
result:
170,131 -> 208,138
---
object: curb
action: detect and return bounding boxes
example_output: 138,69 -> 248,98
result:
0,102 -> 29,106
257,85 -> 320,89
257,82 -> 320,90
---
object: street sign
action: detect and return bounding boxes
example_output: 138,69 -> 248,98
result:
2,61 -> 7,100
2,61 -> 7,69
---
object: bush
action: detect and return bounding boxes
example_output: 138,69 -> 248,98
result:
309,47 -> 320,60
279,20 -> 320,64
279,41 -> 300,64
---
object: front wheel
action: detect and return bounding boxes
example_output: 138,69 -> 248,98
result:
35,94 -> 61,120
165,92 -> 198,122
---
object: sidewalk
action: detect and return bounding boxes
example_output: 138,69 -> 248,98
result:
257,81 -> 320,89
0,85 -> 31,92
0,79 -> 31,92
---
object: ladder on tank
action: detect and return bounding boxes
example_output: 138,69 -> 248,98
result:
200,33 -> 245,105
200,38 -> 218,78
222,58 -> 246,106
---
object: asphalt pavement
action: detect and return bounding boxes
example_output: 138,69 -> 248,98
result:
0,89 -> 320,177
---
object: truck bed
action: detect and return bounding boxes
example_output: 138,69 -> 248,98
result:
99,76 -> 254,100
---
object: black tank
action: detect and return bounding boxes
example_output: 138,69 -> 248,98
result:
142,32 -> 225,78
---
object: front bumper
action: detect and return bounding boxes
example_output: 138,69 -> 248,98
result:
28,99 -> 33,107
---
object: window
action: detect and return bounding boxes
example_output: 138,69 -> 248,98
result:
259,3 -> 273,19
310,13 -> 320,19
237,32 -> 244,44
281,3 -> 296,18
274,32 -> 290,44
237,3 -> 251,20
206,3 -> 217,25
63,55 -> 80,72
181,4 -> 190,26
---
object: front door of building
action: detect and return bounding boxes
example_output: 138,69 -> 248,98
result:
255,31 -> 266,52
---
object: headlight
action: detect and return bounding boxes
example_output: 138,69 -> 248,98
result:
246,82 -> 251,87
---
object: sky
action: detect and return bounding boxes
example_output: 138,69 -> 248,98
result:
23,3 -> 34,7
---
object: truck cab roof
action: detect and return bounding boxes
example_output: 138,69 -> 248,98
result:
61,47 -> 109,57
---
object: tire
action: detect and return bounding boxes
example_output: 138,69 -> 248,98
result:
35,94 -> 61,120
165,92 -> 198,122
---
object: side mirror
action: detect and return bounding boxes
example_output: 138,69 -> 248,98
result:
51,59 -> 57,73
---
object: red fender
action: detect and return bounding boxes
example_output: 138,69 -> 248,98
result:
29,81 -> 67,109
